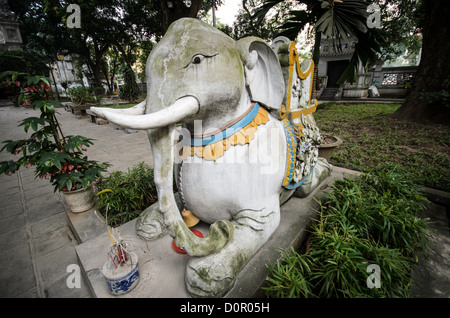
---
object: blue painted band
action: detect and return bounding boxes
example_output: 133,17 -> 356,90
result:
187,102 -> 260,147
283,162 -> 317,190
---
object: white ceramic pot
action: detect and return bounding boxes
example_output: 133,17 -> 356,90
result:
102,251 -> 140,296
62,186 -> 96,213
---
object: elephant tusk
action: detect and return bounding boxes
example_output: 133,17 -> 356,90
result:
90,100 -> 146,119
101,96 -> 199,130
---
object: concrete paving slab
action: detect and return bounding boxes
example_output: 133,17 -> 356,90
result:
0,241 -> 32,272
0,262 -> 37,297
0,185 -> 20,198
411,204 -> 450,297
19,174 -> 45,185
25,192 -> 61,211
0,227 -> 28,250
23,185 -> 57,201
0,212 -> 26,234
21,178 -> 49,191
0,171 -> 19,181
30,212 -> 70,238
0,192 -> 21,205
0,179 -> 20,192
34,225 -> 77,257
36,244 -> 79,284
0,172 -> 18,181
27,201 -> 66,223
44,272 -> 92,298
0,201 -> 23,218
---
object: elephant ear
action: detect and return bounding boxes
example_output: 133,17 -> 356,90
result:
236,37 -> 285,111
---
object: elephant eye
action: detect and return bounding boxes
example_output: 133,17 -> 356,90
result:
192,54 -> 205,64
183,54 -> 217,69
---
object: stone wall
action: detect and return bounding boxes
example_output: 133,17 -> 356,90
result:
367,65 -> 417,98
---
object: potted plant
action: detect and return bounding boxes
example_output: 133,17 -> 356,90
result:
319,134 -> 343,161
0,71 -> 110,212
67,86 -> 99,115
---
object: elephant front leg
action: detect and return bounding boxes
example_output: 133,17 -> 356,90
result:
185,206 -> 280,297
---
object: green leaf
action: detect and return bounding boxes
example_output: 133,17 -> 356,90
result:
18,93 -> 24,106
40,77 -> 50,86
31,120 -> 38,132
31,100 -> 45,110
24,121 -> 30,133
46,103 -> 55,115
53,159 -> 61,170
81,178 -> 90,189
33,76 -> 41,84
19,117 -> 45,132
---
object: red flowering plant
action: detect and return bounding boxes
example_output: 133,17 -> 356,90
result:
0,71 -> 110,192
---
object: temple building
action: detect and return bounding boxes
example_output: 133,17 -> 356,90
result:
0,0 -> 22,52
317,36 -> 419,100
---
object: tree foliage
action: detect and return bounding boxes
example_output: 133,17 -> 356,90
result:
252,0 -> 447,124
159,0 -> 223,33
9,0 -> 223,94
232,0 -> 297,41
0,49 -> 50,76
254,0 -> 385,85
370,0 -> 424,62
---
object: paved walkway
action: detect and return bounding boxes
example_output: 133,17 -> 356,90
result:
0,104 -> 448,298
0,105 -> 152,297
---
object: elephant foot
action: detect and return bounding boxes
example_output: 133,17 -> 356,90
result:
135,202 -> 168,240
185,208 -> 279,297
186,258 -> 237,297
185,255 -> 239,298
294,157 -> 332,198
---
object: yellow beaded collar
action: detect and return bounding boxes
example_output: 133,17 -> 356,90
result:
179,103 -> 270,161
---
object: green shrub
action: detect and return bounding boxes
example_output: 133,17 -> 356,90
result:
264,164 -> 430,298
96,162 -> 157,227
67,86 -> 96,105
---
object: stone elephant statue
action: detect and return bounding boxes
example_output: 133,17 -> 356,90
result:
91,18 -> 330,297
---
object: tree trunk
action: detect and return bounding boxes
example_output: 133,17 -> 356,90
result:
92,62 -> 104,91
393,0 -> 450,125
89,42 -> 110,92
311,31 -> 322,99
101,62 -> 112,94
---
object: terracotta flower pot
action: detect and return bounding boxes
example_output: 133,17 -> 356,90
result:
319,134 -> 343,161
62,186 -> 96,213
